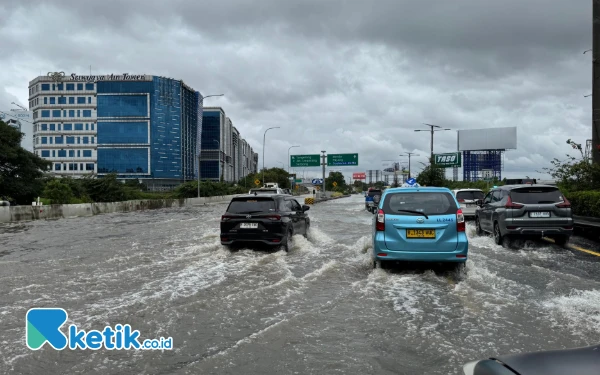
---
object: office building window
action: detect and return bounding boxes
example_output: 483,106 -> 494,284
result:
42,84 -> 50,91
83,110 -> 92,117
77,110 -> 80,117
83,137 -> 89,144
69,163 -> 78,171
86,163 -> 94,171
50,97 -> 56,104
85,123 -> 89,131
97,95 -> 147,117
91,137 -> 95,144
41,150 -> 50,157
80,163 -> 84,171
55,136 -> 64,144
83,150 -> 92,157
97,148 -> 148,173
97,122 -> 148,144
52,110 -> 61,117
88,97 -> 92,104
75,123 -> 83,131
41,124 -> 48,131
66,136 -> 75,144
91,123 -> 94,130
49,137 -> 53,144
41,137 -> 47,144
68,110 -> 75,117
69,97 -> 75,104
55,164 -> 61,171
77,150 -> 80,157
58,149 -> 66,157
57,84 -> 63,90
58,97 -> 66,104
77,83 -> 83,90
63,110 -> 66,117
44,97 -> 47,104
41,110 -> 50,118
52,150 -> 56,157
63,123 -> 72,131
50,124 -> 55,131
77,137 -> 80,144
68,150 -> 75,157
77,97 -> 86,104
86,83 -> 94,90
66,84 -> 74,91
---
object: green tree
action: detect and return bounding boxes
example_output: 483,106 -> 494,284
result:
0,120 -> 51,205
80,173 -> 129,202
42,179 -> 74,204
538,141 -> 600,192
416,163 -> 446,187
326,171 -> 346,191
239,168 -> 291,189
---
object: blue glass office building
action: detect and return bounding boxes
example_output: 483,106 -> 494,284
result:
29,74 -> 203,190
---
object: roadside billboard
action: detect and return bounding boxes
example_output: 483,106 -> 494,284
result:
352,172 -> 366,180
458,127 -> 517,151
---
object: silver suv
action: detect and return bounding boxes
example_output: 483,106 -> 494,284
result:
452,189 -> 484,219
474,184 -> 573,247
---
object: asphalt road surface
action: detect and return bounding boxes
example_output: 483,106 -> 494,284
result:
1,194 -> 599,375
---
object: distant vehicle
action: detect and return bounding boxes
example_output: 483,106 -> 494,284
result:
474,184 -> 573,247
505,178 -> 537,185
220,194 -> 310,251
371,186 -> 468,269
463,343 -> 600,375
248,187 -> 287,195
452,189 -> 484,219
365,188 -> 382,212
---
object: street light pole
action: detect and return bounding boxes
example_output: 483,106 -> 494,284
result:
414,123 -> 451,162
262,127 -> 280,186
403,152 -> 419,179
197,94 -> 224,198
288,145 -> 300,175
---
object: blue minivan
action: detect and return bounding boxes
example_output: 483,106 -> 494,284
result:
371,186 -> 468,269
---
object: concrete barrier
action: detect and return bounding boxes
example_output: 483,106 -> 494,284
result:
0,194 -> 240,224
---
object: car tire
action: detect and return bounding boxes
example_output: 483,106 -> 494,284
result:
493,222 -> 503,246
554,235 -> 570,248
282,229 -> 293,252
475,216 -> 484,236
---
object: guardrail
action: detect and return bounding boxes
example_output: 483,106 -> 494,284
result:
573,215 -> 600,228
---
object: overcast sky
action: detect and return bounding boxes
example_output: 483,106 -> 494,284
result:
0,0 -> 593,180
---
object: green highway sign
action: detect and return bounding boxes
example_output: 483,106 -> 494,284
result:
294,179 -> 302,183
290,154 -> 320,167
327,153 -> 358,166
433,152 -> 461,168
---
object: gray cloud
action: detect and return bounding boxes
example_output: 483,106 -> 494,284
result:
0,0 -> 593,180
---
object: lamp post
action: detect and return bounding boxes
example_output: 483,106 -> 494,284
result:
197,94 -> 224,198
262,127 -> 280,186
414,123 -> 451,162
403,152 -> 419,179
288,145 -> 300,175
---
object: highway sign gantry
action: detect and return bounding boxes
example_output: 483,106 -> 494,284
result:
291,154 -> 321,167
327,153 -> 358,166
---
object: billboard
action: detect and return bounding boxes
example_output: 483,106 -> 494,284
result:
353,172 -> 366,180
381,161 -> 399,176
458,127 -> 517,151
1,110 -> 33,152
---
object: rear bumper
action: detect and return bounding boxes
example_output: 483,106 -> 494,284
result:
501,220 -> 573,237
372,234 -> 468,262
220,233 -> 285,246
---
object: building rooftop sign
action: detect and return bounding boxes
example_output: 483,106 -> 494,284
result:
69,73 -> 148,82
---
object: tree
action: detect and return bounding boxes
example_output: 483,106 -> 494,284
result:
43,179 -> 74,204
326,171 -> 346,191
0,120 -> 51,205
239,168 -> 291,189
538,140 -> 600,192
416,163 -> 445,187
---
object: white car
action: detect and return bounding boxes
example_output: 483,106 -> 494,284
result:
452,189 -> 484,219
248,188 -> 287,195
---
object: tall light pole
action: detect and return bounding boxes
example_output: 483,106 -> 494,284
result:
197,94 -> 224,198
262,127 -> 280,186
288,145 -> 300,175
403,152 -> 419,179
11,102 -> 28,111
321,150 -> 326,194
414,123 -> 451,162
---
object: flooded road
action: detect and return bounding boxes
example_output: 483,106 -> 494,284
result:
1,194 -> 599,374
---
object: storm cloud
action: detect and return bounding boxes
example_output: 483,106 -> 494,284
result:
0,0 -> 592,179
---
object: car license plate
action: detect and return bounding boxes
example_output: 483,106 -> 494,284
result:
529,212 -> 550,218
240,223 -> 258,229
406,229 -> 436,239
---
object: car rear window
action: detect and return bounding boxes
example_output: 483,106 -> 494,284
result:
368,190 -> 382,197
456,191 -> 484,201
510,187 -> 565,204
227,198 -> 276,213
250,189 -> 277,195
383,192 -> 458,216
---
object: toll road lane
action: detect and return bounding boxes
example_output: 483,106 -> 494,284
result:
0,194 -> 598,375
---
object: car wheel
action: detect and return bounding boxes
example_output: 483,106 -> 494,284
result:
282,229 -> 293,252
554,235 -> 570,248
493,222 -> 503,246
475,216 -> 484,236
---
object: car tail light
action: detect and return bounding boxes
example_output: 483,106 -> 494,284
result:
505,196 -> 524,209
377,253 -> 387,257
556,197 -> 571,208
265,215 -> 281,221
563,226 -> 573,230
221,215 -> 234,221
456,209 -> 465,232
272,239 -> 281,243
221,237 -> 228,241
457,199 -> 465,203
456,254 -> 466,258
376,209 -> 385,231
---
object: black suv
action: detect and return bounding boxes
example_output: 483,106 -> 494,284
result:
474,184 -> 573,247
220,194 -> 310,251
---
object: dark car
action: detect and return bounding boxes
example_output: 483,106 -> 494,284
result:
220,194 -> 310,251
474,184 -> 573,247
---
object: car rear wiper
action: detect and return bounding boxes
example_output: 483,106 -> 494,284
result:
396,210 -> 429,219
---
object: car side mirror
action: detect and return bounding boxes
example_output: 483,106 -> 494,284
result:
302,205 -> 310,212
475,199 -> 483,206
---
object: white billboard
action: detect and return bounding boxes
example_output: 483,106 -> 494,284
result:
458,127 -> 517,151
1,110 -> 33,152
